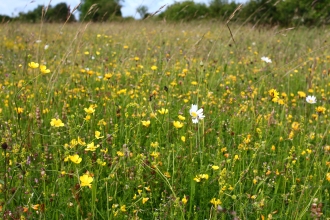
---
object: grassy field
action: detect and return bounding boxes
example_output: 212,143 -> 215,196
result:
0,20 -> 329,219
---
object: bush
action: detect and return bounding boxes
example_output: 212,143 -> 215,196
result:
159,1 -> 209,21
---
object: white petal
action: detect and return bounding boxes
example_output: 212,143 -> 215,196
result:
196,108 -> 203,115
192,118 -> 199,123
190,104 -> 198,115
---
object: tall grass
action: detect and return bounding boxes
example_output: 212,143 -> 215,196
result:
0,20 -> 329,219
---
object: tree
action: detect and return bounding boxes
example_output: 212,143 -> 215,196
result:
17,3 -> 76,23
0,15 -> 12,23
159,1 -> 209,21
47,3 -> 76,22
209,0 -> 239,20
136,5 -> 148,19
79,0 -> 122,22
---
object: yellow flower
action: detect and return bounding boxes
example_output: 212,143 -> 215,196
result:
271,145 -> 276,151
85,142 -> 99,151
182,195 -> 188,205
150,151 -> 160,158
28,62 -> 39,69
117,151 -> 124,157
193,176 -> 201,182
84,115 -> 91,121
194,174 -> 209,182
181,136 -> 186,142
120,205 -> 127,212
95,131 -> 104,139
141,120 -> 151,127
97,119 -> 107,126
178,115 -> 185,121
50,118 -> 64,127
80,174 -> 93,188
84,106 -> 95,114
142,197 -> 149,204
164,172 -> 171,178
32,204 -> 40,210
69,154 -> 82,164
327,173 -> 330,182
210,198 -> 222,206
144,186 -> 151,192
211,165 -> 219,170
16,107 -> 24,114
316,106 -> 326,114
78,137 -> 86,146
40,65 -> 50,74
150,142 -> 159,148
291,122 -> 299,131
200,174 -> 209,180
158,108 -> 168,114
268,89 -> 279,99
151,65 -> 157,71
297,91 -> 306,98
104,73 -> 113,79
173,121 -> 184,129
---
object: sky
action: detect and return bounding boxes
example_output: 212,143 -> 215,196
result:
0,0 -> 247,19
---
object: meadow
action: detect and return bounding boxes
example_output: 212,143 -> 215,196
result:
0,20 -> 329,219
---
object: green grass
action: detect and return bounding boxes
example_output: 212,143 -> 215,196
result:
0,21 -> 329,219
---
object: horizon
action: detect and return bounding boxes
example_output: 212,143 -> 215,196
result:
0,0 -> 247,19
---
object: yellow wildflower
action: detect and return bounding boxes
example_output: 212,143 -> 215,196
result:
40,65 -> 50,74
95,131 -> 104,139
142,197 -> 149,204
69,154 -> 82,164
158,108 -> 168,114
182,195 -> 188,205
80,174 -> 93,188
28,62 -> 39,69
173,121 -> 184,129
50,118 -> 64,127
85,142 -> 99,151
210,198 -> 222,206
141,120 -> 151,127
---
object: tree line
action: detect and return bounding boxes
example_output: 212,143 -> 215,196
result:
1,0 -> 329,26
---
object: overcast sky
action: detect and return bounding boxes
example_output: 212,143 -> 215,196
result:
0,0 -> 247,19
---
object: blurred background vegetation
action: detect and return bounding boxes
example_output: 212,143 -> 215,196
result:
0,0 -> 329,26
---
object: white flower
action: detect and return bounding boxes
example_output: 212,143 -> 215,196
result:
44,45 -> 49,50
189,104 -> 205,124
306,95 -> 317,104
261,56 -> 272,63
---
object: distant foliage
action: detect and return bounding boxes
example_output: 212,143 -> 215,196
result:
209,0 -> 239,21
0,15 -> 12,23
136,5 -> 148,19
227,0 -> 330,26
16,3 -> 76,23
158,0 -> 330,26
79,0 -> 122,22
1,0 -> 330,26
159,1 -> 209,21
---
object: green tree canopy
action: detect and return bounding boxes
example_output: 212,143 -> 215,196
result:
136,5 -> 148,19
159,1 -> 209,21
209,0 -> 239,20
79,0 -> 122,22
17,3 -> 76,23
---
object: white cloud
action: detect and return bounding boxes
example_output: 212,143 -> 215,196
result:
0,0 -> 246,19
